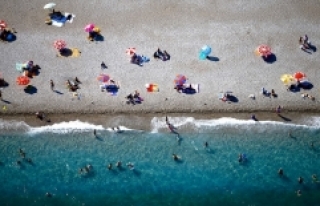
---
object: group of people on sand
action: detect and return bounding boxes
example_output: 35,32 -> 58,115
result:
126,90 -> 143,105
129,48 -> 170,66
66,77 -> 81,92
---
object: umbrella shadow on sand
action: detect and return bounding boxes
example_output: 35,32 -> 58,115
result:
58,48 -> 73,57
299,81 -> 313,90
24,85 -> 37,94
94,34 -> 104,42
262,53 -> 277,64
228,95 -> 239,103
206,56 -> 219,61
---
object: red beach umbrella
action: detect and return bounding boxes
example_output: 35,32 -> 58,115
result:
16,76 -> 30,85
257,45 -> 271,57
294,72 -> 306,81
97,74 -> 110,83
126,48 -> 136,57
53,40 -> 67,50
174,74 -> 187,85
0,20 -> 7,31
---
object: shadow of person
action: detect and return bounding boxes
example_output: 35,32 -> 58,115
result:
94,34 -> 104,42
299,81 -> 313,90
262,53 -> 277,64
54,90 -> 64,95
206,56 -> 219,61
228,95 -> 239,103
309,44 -> 317,52
278,114 -> 291,122
0,79 -> 9,87
1,99 -> 11,104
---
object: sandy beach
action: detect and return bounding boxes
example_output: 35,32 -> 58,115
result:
1,0 -> 320,116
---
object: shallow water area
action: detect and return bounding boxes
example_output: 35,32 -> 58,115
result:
0,116 -> 320,205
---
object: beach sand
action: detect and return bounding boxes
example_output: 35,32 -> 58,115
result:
1,0 -> 320,116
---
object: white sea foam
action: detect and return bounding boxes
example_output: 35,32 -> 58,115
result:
150,116 -> 320,133
0,119 -> 31,131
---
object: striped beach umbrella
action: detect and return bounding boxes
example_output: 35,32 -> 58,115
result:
53,40 -> 66,50
97,74 -> 110,83
0,20 -> 7,30
293,72 -> 306,81
256,45 -> 271,57
174,74 -> 187,85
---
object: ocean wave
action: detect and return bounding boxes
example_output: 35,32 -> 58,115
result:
0,119 -> 31,132
150,116 -> 320,133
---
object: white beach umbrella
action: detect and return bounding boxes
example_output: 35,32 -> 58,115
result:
44,3 -> 56,10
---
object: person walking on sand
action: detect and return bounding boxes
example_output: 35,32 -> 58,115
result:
50,80 -> 55,91
276,105 -> 281,115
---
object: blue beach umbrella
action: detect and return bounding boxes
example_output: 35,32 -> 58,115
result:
199,45 -> 212,60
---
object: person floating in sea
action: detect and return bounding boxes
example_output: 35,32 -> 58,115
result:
204,142 -> 208,148
93,129 -> 97,137
172,153 -> 180,161
278,168 -> 284,176
116,161 -> 122,168
108,163 -> 112,170
312,174 -> 318,183
126,162 -> 134,170
296,190 -> 302,197
298,176 -> 304,184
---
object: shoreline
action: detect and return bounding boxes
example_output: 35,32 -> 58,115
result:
1,111 -> 319,130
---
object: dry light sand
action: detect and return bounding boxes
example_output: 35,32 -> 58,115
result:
1,0 -> 320,117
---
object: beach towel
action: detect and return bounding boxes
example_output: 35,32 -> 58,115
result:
51,12 -> 75,27
16,63 -> 26,73
100,84 -> 119,95
146,83 -> 159,92
182,84 -> 200,94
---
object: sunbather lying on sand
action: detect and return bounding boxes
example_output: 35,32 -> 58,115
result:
154,48 -> 170,61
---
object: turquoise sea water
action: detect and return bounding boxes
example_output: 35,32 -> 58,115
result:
0,117 -> 320,206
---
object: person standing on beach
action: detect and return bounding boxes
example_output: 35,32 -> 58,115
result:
50,80 -> 55,91
0,90 -> 2,101
276,105 -> 281,115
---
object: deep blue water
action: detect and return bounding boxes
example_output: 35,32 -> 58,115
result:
0,117 -> 320,206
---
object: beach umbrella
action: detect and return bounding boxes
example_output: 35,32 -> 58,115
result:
43,3 -> 56,10
199,45 -> 212,60
294,72 -> 306,81
16,76 -> 30,85
256,45 -> 271,57
97,74 -> 110,83
53,40 -> 66,50
0,20 -> 7,30
174,74 -> 187,85
126,48 -> 136,57
280,74 -> 295,85
84,23 -> 95,32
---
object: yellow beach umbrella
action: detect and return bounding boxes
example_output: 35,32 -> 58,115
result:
280,74 -> 294,85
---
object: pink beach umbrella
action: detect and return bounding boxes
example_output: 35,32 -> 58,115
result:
0,20 -> 7,31
174,74 -> 187,85
97,74 -> 110,83
53,40 -> 67,50
256,44 -> 272,57
126,48 -> 136,57
84,23 -> 95,32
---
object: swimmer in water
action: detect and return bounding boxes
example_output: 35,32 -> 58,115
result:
27,158 -> 32,163
16,160 -> 22,165
116,161 -> 122,168
45,192 -> 52,197
172,153 -> 179,161
204,142 -> 208,148
296,190 -> 302,197
278,168 -> 284,176
79,168 -> 84,174
312,174 -> 318,182
126,162 -> 134,170
108,163 -> 112,170
238,154 -> 243,163
93,129 -> 97,137
298,176 -> 304,184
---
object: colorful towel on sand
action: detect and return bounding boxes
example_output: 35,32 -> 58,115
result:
51,12 -> 75,27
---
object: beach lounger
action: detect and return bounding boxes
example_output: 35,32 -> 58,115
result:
182,84 -> 200,94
